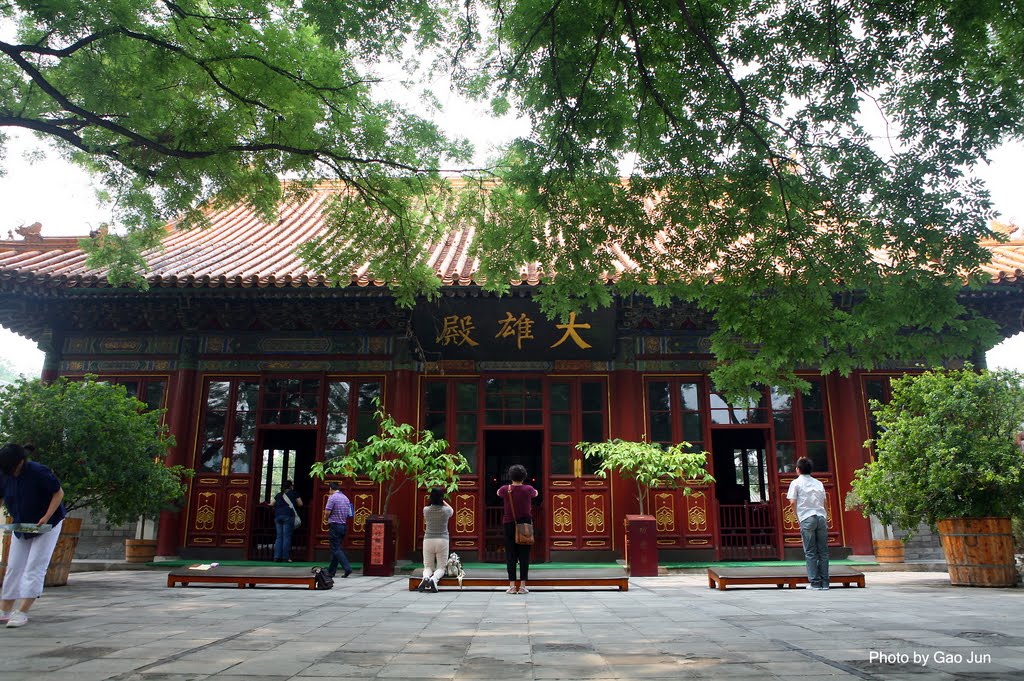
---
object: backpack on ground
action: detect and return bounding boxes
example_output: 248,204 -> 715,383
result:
445,552 -> 465,588
312,566 -> 334,590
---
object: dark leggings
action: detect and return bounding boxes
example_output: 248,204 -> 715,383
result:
503,521 -> 531,581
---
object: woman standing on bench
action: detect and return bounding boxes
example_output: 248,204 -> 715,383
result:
498,464 -> 538,594
416,487 -> 453,592
272,479 -> 303,562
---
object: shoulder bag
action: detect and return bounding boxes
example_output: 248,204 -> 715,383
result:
282,492 -> 301,528
507,486 -> 534,545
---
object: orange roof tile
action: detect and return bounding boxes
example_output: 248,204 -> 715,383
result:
1,186 -> 1023,289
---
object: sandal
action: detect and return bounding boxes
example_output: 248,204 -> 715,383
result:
517,587 -> 529,594
505,586 -> 518,594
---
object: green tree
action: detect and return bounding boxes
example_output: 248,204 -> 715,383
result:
851,366 -> 1024,538
2,2 -> 1018,396
578,438 -> 714,516
0,376 -> 191,525
311,401 -> 470,515
0,0 -> 471,284
0,357 -> 21,384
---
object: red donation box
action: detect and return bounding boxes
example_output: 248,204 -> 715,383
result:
625,514 -> 658,577
362,515 -> 396,576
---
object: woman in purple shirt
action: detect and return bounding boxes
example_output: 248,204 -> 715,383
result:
498,464 -> 538,594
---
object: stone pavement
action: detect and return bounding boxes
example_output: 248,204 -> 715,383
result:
2,570 -> 1023,680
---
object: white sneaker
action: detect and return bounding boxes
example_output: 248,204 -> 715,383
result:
6,611 -> 28,628
0,611 -> 9,624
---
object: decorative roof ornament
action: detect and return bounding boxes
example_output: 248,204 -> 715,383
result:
13,222 -> 43,242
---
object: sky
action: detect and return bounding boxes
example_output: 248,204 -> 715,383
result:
1,84 -> 1022,377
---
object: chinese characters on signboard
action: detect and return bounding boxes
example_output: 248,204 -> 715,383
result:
414,301 -> 615,360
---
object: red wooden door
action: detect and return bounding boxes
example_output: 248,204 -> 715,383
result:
546,379 -> 613,553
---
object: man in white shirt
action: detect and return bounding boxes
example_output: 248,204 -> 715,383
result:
786,457 -> 829,590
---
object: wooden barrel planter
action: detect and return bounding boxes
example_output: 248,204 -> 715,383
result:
936,517 -> 1018,587
44,516 -> 83,587
125,538 -> 158,563
872,539 -> 905,564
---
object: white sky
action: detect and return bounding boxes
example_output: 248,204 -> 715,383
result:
1,84 -> 1022,376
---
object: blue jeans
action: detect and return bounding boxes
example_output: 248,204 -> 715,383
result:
274,516 -> 294,561
800,515 -> 830,587
327,522 -> 351,576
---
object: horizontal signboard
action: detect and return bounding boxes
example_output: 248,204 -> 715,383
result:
413,299 -> 615,360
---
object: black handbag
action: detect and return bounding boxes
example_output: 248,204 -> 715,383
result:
312,566 -> 334,590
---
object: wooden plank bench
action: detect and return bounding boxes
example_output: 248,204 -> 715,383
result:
707,565 -> 865,591
407,575 -> 629,591
167,565 -> 316,589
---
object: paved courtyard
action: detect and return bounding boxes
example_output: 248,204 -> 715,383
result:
2,570 -> 1023,680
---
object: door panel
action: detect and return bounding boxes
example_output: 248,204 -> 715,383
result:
484,429 -> 543,562
713,429 -> 779,560
249,430 -> 317,560
186,475 -> 252,549
546,379 -> 611,552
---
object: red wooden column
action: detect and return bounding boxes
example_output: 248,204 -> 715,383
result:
388,368 -> 420,559
157,338 -> 199,558
826,372 -> 873,555
609,368 -> 643,555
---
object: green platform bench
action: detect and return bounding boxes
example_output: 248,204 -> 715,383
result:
707,565 -> 865,591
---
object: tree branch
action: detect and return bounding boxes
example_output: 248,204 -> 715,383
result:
622,0 -> 682,132
674,0 -> 793,231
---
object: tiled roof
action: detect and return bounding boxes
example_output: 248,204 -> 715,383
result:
1,186 -> 1023,289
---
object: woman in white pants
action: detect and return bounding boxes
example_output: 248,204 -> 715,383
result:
1,443 -> 66,628
417,487 -> 453,592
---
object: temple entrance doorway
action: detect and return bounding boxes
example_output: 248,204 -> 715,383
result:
483,430 -> 543,563
250,429 -> 317,561
713,429 -> 779,560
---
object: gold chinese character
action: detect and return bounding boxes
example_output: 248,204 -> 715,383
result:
495,312 -> 536,350
436,315 -> 479,347
550,311 -> 592,349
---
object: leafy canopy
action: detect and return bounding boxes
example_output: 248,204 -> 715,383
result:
0,376 -> 192,525
2,1 -> 1020,395
578,438 -> 714,516
850,366 -> 1024,537
310,400 -> 470,515
0,357 -> 22,384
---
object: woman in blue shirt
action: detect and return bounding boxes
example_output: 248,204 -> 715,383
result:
0,443 -> 66,628
271,479 -> 303,562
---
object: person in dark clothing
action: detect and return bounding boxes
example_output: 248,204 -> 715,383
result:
498,464 -> 538,594
272,479 -> 303,562
0,443 -> 66,628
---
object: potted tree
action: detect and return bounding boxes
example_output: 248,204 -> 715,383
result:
844,489 -> 905,563
0,377 -> 192,584
577,438 -> 713,576
851,366 -> 1024,586
311,400 -> 470,576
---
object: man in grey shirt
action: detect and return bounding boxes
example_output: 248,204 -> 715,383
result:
418,487 -> 454,592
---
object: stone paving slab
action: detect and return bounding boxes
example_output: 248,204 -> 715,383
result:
2,571 -> 1023,679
